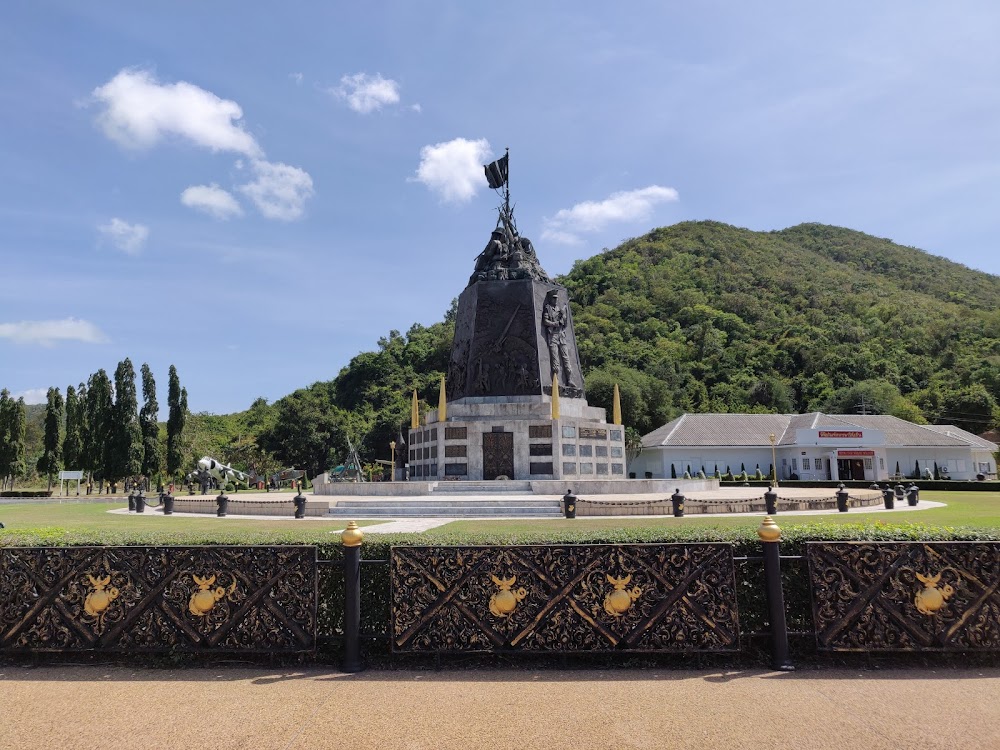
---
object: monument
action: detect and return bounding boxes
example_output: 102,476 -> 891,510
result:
408,152 -> 625,481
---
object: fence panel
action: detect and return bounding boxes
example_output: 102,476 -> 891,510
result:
390,543 -> 739,653
807,542 -> 1000,651
0,546 -> 317,653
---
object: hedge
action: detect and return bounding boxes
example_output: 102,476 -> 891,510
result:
720,480 -> 1000,492
0,491 -> 53,498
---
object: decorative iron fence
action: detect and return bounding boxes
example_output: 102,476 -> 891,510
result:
390,544 -> 739,653
807,542 -> 1000,651
0,546 -> 317,653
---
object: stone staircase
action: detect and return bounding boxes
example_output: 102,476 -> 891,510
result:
328,496 -> 561,518
429,480 -> 533,494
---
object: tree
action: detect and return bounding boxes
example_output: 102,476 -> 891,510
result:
37,387 -> 64,491
139,363 -> 162,483
108,359 -> 142,487
84,370 -> 113,489
63,384 -> 83,471
166,365 -> 187,478
0,390 -> 27,490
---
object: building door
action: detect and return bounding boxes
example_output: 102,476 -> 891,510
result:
482,432 -> 514,480
852,458 -> 865,480
837,458 -> 854,480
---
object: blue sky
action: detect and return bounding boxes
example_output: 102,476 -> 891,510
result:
2,1 -> 999,414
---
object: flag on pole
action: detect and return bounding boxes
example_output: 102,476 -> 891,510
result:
484,154 -> 508,189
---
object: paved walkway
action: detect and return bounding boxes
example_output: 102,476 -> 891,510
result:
2,664 -> 997,749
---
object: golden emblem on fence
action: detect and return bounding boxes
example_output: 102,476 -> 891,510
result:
914,571 -> 955,616
188,574 -> 237,617
488,574 -> 527,618
603,574 -> 642,617
84,574 -> 120,618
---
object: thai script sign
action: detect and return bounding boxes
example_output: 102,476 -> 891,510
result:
819,430 -> 863,439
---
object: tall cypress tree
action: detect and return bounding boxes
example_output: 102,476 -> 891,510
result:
139,363 -> 162,484
109,359 -> 142,488
0,389 -> 19,490
37,387 -> 64,491
166,365 -> 187,478
84,370 -> 114,490
63,384 -> 83,471
9,397 -> 26,490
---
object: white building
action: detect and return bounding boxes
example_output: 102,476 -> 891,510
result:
631,412 -> 998,482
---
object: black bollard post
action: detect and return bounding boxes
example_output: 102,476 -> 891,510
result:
216,493 -> 229,517
907,484 -> 919,507
759,517 -> 794,671
836,483 -> 849,513
894,484 -> 905,507
341,521 -> 364,673
162,492 -> 174,515
128,490 -> 136,512
882,486 -> 894,510
764,486 -> 778,515
671,488 -> 685,517
562,489 -> 577,519
294,490 -> 307,519
134,490 -> 145,514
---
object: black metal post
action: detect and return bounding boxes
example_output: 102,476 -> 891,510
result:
882,486 -> 894,510
134,490 -> 145,514
128,490 -> 136,512
907,484 -> 919,507
342,521 -> 364,673
894,484 -> 905,507
759,517 -> 794,671
162,492 -> 174,515
764,486 -> 778,515
216,493 -> 229,517
671,488 -> 685,517
562,490 -> 577,519
294,490 -> 307,519
836,483 -> 849,513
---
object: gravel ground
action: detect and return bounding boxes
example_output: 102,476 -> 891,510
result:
2,665 -> 998,749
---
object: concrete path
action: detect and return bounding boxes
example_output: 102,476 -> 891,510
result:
2,664 -> 997,749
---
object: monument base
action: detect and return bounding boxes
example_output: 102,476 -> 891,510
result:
407,396 -> 625,482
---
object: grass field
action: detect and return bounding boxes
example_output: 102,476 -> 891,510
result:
0,491 -> 998,546
0,501 -> 383,545
424,490 -> 1000,536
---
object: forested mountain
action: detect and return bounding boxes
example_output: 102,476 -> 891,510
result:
13,222 -> 1000,479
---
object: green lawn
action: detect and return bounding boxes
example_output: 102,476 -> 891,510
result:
0,500 -> 383,546
424,490 -> 1000,536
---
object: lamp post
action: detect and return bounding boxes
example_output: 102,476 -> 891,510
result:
389,440 -> 396,482
769,433 -> 778,487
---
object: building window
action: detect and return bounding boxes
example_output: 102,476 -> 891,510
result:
595,445 -> 608,457
612,463 -> 624,474
610,430 -> 623,442
879,457 -> 885,469
445,426 -> 467,440
445,463 -> 467,476
579,444 -> 593,457
445,445 -> 466,458
529,462 -> 553,475
562,426 -> 576,438
611,446 -> 623,458
864,458 -> 873,470
802,458 -> 811,470
792,459 -> 797,470
580,462 -> 594,474
562,444 -> 576,456
529,443 -> 553,456
529,424 -> 552,439
563,462 -> 577,474
596,463 -> 609,475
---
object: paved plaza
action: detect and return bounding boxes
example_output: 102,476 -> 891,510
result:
2,664 -> 997,749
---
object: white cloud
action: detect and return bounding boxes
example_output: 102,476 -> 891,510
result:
181,184 -> 244,220
542,185 -> 679,243
238,160 -> 314,220
0,318 -> 109,346
334,72 -> 400,114
98,217 -> 149,254
92,68 -> 261,156
412,138 -> 491,203
289,72 -> 304,86
13,388 -> 48,405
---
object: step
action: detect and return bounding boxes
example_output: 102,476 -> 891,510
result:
334,499 -> 559,509
431,481 -> 533,493
329,508 -> 562,518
